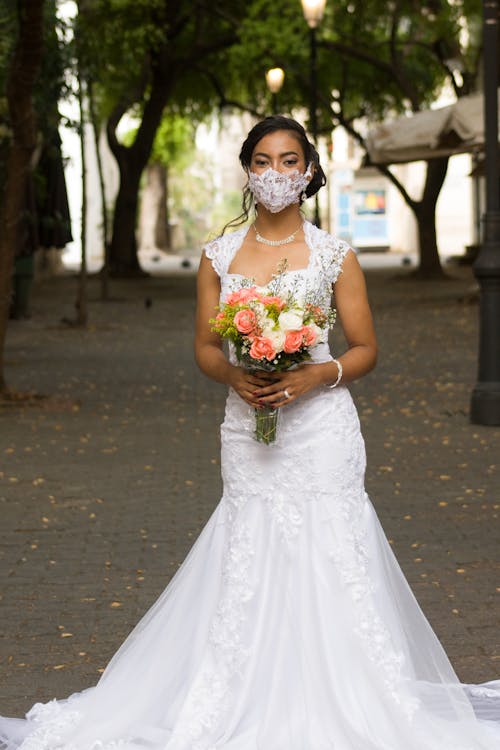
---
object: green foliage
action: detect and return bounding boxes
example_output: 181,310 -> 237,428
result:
122,113 -> 195,168
75,0 -> 167,119
217,0 -> 483,132
150,115 -> 194,170
75,0 -> 248,126
3,0 -> 481,263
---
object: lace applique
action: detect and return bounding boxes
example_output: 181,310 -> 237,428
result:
220,395 -> 307,544
203,226 -> 249,278
209,521 -> 255,671
292,397 -> 421,722
19,701 -> 81,750
304,221 -> 352,288
205,221 -> 352,290
329,525 -> 420,721
263,488 -> 303,543
20,700 -> 129,750
169,519 -> 255,750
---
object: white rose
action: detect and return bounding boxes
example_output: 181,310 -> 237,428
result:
262,327 -> 286,352
310,323 -> 324,342
259,313 -> 275,330
278,309 -> 304,332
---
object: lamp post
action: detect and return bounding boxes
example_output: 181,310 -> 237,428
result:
265,67 -> 285,114
301,0 -> 326,227
470,0 -> 500,425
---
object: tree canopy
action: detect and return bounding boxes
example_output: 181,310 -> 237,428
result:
1,0 -> 485,277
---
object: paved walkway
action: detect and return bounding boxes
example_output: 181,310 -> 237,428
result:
1,262 -> 499,716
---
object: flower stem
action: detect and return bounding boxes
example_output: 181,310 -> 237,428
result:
254,405 -> 279,444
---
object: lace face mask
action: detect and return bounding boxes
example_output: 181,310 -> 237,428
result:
248,163 -> 313,213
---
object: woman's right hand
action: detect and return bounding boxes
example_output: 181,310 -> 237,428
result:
227,366 -> 275,408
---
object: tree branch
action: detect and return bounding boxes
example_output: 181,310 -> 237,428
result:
105,55 -> 151,164
320,38 -> 420,110
200,67 -> 263,119
331,106 -> 418,210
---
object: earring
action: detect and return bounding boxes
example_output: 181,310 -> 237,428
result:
301,190 -> 307,202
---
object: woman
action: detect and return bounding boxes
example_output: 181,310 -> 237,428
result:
1,116 -> 499,750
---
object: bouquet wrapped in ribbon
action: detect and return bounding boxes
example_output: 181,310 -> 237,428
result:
211,282 -> 335,444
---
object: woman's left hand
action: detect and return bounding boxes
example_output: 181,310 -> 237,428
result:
252,364 -> 322,408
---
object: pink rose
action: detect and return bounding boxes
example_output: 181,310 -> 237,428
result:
215,311 -> 225,321
301,325 -> 317,347
249,336 -> 277,361
258,294 -> 286,310
234,309 -> 257,334
225,287 -> 258,305
283,330 -> 304,354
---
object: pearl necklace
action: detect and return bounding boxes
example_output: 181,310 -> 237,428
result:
253,222 -> 303,247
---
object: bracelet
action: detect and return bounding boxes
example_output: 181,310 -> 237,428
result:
328,358 -> 342,389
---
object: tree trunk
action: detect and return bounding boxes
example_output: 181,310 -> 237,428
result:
107,68 -> 173,275
165,165 -> 172,251
109,163 -> 144,275
340,117 -> 451,281
414,205 -> 443,278
0,0 -> 44,394
88,80 -> 110,300
139,162 -> 168,253
411,157 -> 449,279
76,71 -> 88,326
155,164 -> 168,251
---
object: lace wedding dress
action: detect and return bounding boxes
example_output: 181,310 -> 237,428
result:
1,220 -> 500,750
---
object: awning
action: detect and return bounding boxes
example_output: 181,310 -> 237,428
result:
365,92 -> 499,165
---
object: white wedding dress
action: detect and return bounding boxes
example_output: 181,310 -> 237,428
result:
1,220 -> 500,750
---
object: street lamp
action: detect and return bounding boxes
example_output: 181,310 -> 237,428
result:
301,0 -> 326,227
470,0 -> 500,425
265,67 -> 285,114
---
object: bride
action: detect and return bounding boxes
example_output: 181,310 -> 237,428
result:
1,115 -> 500,750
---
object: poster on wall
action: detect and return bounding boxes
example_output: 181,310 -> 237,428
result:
352,189 -> 389,249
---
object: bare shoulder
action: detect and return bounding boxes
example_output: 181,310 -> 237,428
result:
333,248 -> 373,325
335,247 -> 365,288
197,250 -> 221,299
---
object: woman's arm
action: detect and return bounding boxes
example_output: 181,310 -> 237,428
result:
255,249 -> 378,407
324,248 -> 378,383
194,252 -> 268,408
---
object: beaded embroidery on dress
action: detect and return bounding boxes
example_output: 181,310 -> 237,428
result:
1,220 -> 500,750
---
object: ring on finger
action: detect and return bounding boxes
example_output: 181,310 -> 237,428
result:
283,389 -> 291,399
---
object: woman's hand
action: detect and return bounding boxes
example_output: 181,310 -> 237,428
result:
227,367 -> 277,408
251,364 -> 326,409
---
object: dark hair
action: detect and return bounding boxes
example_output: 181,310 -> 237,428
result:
222,115 -> 326,234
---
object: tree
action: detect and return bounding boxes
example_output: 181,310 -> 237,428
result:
0,0 -> 45,393
76,0 -> 243,275
73,0 -> 482,278
320,0 -> 482,278
130,114 -> 194,253
221,0 -> 483,278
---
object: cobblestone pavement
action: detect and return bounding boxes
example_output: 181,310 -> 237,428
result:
1,263 -> 499,716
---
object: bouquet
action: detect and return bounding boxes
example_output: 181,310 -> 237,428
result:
210,279 -> 335,444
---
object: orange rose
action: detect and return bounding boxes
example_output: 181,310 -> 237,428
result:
249,336 -> 277,361
225,287 -> 258,305
257,294 -> 286,310
283,330 -> 304,353
234,309 -> 257,335
301,325 -> 317,347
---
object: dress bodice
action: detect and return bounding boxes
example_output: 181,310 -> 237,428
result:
203,220 -> 352,365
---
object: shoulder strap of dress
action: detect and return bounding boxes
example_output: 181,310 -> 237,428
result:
304,220 -> 353,285
203,226 -> 249,278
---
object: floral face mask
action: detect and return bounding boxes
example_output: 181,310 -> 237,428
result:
248,163 -> 313,213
